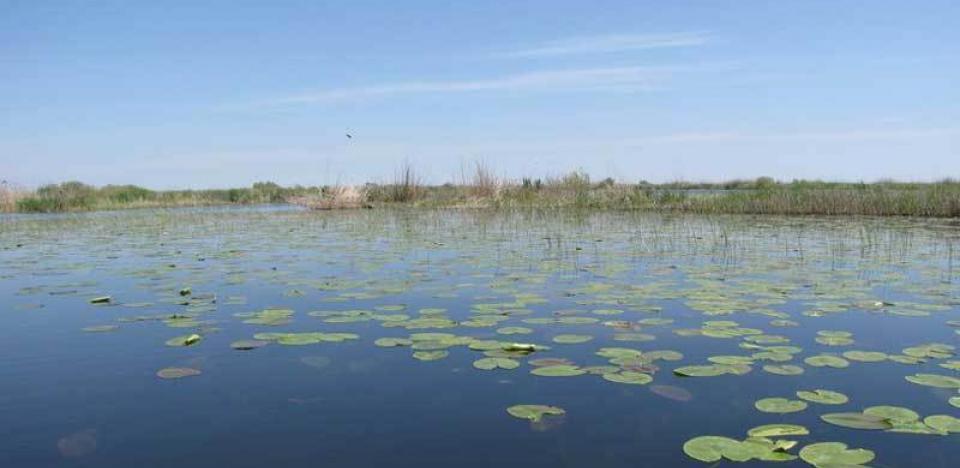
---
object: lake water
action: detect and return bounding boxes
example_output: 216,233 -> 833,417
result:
1,207 -> 958,467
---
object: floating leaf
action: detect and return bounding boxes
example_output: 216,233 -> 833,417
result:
747,424 -> 809,437
673,365 -> 748,377
552,334 -> 593,344
863,405 -> 919,423
602,371 -> 652,385
820,412 -> 892,430
374,337 -> 413,347
412,350 -> 448,361
763,364 -> 805,376
156,367 -> 201,379
755,397 -> 808,413
923,414 -> 960,433
796,389 -> 848,405
165,334 -> 202,347
799,442 -> 874,467
803,355 -> 849,368
905,373 -> 960,389
842,350 -> 887,362
473,357 -> 519,370
531,365 -> 585,377
682,436 -> 740,463
506,404 -> 565,422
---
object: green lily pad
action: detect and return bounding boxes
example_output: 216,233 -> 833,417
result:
682,436 -> 740,463
602,371 -> 653,385
473,357 -> 520,370
552,334 -> 594,344
863,405 -> 919,423
277,334 -> 321,345
804,355 -> 849,368
82,325 -> 119,333
796,389 -> 849,405
747,424 -> 809,437
923,414 -> 960,433
89,296 -> 111,304
799,442 -> 874,467
905,373 -> 960,388
755,397 -> 808,413
530,365 -> 585,377
496,326 -> 532,335
506,404 -> 565,422
820,412 -> 892,430
374,337 -> 413,347
644,350 -> 684,361
674,365 -> 735,377
842,350 -> 888,362
412,350 -> 448,361
165,334 -> 202,347
763,364 -> 805,375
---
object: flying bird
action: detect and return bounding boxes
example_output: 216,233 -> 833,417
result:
345,133 -> 352,139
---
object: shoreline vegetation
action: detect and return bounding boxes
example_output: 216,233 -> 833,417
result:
3,163 -> 960,217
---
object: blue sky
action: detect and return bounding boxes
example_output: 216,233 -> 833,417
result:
1,0 -> 958,189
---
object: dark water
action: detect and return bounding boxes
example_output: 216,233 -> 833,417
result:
1,207 -> 958,467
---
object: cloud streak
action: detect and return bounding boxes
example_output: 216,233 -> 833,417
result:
246,65 -> 704,107
496,32 -> 710,58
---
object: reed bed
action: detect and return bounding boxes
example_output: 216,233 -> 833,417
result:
8,171 -> 960,217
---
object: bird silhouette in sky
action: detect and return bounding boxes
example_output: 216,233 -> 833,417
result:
345,133 -> 352,139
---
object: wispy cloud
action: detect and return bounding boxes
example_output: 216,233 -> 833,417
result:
244,65 -> 712,107
496,32 -> 710,58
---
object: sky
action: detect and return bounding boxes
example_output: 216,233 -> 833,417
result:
1,0 -> 958,189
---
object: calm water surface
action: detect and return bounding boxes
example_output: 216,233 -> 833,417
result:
1,207 -> 958,467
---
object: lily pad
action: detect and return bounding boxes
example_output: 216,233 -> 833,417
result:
506,404 -> 565,422
863,405 -> 919,423
747,424 -> 809,437
473,357 -> 520,370
763,364 -> 805,375
165,334 -> 202,347
796,389 -> 849,405
156,367 -> 201,379
682,436 -> 740,463
820,412 -> 893,430
842,350 -> 887,362
755,397 -> 808,413
905,373 -> 960,389
552,334 -> 594,344
804,355 -> 849,368
530,365 -> 585,377
923,414 -> 960,433
799,442 -> 874,467
374,337 -> 413,347
602,371 -> 653,385
412,350 -> 448,361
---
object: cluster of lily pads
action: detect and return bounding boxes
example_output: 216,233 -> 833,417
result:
4,210 -> 959,467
